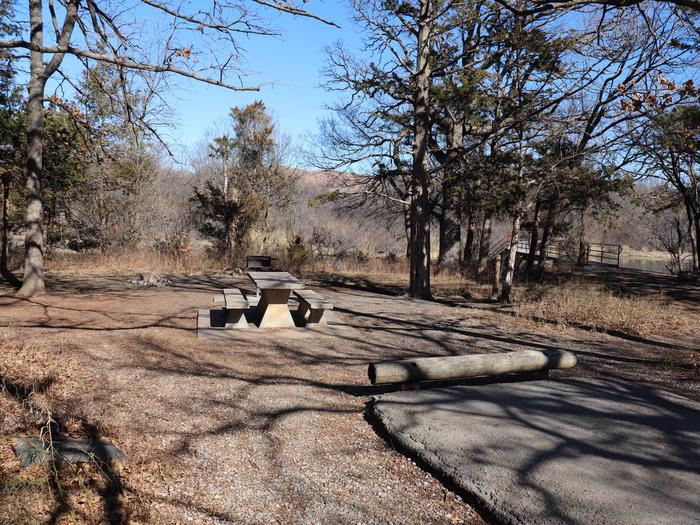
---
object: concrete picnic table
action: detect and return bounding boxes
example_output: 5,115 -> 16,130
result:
247,271 -> 304,328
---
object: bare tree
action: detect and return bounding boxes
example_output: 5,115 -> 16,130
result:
0,0 -> 336,296
492,0 -> 700,17
318,0 -> 478,298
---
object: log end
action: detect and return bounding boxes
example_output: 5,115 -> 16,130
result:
543,350 -> 577,369
368,363 -> 377,385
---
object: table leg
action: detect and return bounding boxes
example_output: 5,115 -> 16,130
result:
255,289 -> 295,328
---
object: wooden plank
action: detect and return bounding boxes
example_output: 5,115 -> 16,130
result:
294,289 -> 333,310
368,350 -> 577,385
212,294 -> 225,306
247,271 -> 304,290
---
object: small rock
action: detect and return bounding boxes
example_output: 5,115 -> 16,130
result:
16,437 -> 126,467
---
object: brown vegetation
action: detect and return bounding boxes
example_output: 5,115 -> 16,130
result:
45,250 -> 226,275
515,281 -> 695,338
0,331 -> 149,524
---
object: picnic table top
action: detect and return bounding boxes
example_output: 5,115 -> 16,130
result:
247,271 -> 305,290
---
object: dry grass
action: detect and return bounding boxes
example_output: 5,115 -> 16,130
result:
0,332 -> 61,524
46,251 -> 474,294
304,257 -> 478,295
515,282 -> 693,338
0,330 -> 146,524
305,254 -> 410,275
47,249 -> 226,275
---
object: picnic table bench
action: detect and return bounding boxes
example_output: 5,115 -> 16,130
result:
212,288 -> 249,328
294,289 -> 333,325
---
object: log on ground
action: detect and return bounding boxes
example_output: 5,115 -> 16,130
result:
368,349 -> 577,385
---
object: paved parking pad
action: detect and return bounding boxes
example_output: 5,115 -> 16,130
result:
371,378 -> 700,525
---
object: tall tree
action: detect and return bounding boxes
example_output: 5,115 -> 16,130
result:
319,0 -> 470,298
635,105 -> 700,271
192,101 -> 293,259
0,0 -> 21,286
0,0 -> 336,296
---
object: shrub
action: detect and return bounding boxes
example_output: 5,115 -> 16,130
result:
154,231 -> 192,261
287,235 -> 308,270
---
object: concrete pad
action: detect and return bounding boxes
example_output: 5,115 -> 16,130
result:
196,308 -> 358,340
370,378 -> 700,525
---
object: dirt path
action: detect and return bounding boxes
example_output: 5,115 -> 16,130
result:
0,272 -> 697,523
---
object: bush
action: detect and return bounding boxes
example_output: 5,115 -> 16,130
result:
154,231 -> 192,266
287,235 -> 308,270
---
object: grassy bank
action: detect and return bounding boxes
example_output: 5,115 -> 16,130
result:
515,282 -> 693,338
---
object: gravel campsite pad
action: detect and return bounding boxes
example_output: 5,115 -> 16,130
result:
0,272 -> 697,523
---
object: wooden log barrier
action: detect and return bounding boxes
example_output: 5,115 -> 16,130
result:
367,349 -> 576,385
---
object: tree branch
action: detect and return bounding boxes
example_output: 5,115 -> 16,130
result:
0,40 -> 260,91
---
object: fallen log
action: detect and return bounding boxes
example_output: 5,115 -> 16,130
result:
368,349 -> 577,385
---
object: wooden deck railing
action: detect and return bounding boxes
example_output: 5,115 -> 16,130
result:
487,234 -> 621,268
585,243 -> 622,267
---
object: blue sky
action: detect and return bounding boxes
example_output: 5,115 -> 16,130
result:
10,1 -> 361,164
164,2 -> 361,158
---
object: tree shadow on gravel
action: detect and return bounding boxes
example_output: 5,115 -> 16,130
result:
0,295 -> 196,332
93,327 -> 696,523
1,273 -> 696,522
307,271 -> 405,297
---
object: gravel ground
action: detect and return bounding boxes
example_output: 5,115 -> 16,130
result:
0,271 -> 697,523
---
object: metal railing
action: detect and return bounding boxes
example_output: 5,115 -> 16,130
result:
488,234 -> 621,268
489,233 -> 566,261
487,236 -> 511,259
586,243 -> 621,267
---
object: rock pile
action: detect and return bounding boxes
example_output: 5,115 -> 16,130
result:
130,272 -> 171,287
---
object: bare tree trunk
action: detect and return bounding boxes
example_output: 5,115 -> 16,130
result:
463,211 -> 476,265
693,210 -> 700,273
437,187 -> 459,266
456,189 -> 464,267
537,208 -> 554,274
577,209 -> 587,266
17,0 -> 47,297
408,0 -> 432,299
1,174 -> 19,287
476,212 -> 492,279
409,188 -> 431,298
404,204 -> 411,260
501,213 -> 521,303
690,222 -> 698,273
439,112 -> 463,267
689,226 -> 697,272
683,201 -> 697,272
525,200 -> 540,278
491,254 -> 501,300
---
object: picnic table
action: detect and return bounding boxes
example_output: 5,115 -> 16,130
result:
247,271 -> 304,328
